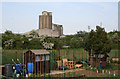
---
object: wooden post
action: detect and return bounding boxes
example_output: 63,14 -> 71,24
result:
33,53 -> 36,77
28,51 -> 30,78
16,51 -> 17,63
58,49 -> 60,71
87,50 -> 88,61
59,48 -> 60,60
51,50 -> 52,71
32,52 -> 33,77
72,49 -> 73,69
91,49 -> 94,67
49,51 -> 51,74
40,55 -> 41,77
44,55 -> 45,77
79,49 -> 81,62
85,50 -> 86,61
37,55 -> 38,77
39,55 -> 40,77
25,53 -> 26,73
82,49 -> 83,69
84,49 -> 85,61
82,49 -> 83,62
35,54 -> 36,77
23,52 -> 24,78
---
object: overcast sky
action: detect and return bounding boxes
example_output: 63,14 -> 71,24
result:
2,2 -> 118,35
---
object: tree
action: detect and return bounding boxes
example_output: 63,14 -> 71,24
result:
83,30 -> 95,57
70,37 -> 83,48
29,30 -> 39,38
84,26 -> 111,63
108,31 -> 120,49
75,31 -> 88,37
4,30 -> 13,35
92,26 -> 111,54
0,34 -> 1,47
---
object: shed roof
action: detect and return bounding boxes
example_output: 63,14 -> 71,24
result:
30,50 -> 50,55
94,54 -> 109,58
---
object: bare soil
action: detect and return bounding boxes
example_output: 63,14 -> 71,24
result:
50,69 -> 120,77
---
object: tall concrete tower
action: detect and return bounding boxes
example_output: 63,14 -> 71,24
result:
39,11 -> 52,29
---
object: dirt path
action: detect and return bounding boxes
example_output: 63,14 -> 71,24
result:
50,69 -> 84,75
78,69 -> 120,77
50,69 -> 120,77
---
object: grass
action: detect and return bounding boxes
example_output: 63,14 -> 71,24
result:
51,48 -> 89,61
108,49 -> 120,59
82,77 -> 120,79
2,50 -> 27,65
1,48 -> 120,65
2,48 -> 89,65
103,64 -> 120,70
84,63 -> 120,72
103,74 -> 120,77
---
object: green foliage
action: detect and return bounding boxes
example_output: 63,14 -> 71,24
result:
104,74 -> 120,77
2,31 -> 43,49
2,29 -> 120,50
60,35 -> 74,46
0,34 -> 2,47
102,64 -> 120,70
110,58 -> 120,64
2,49 -> 119,65
27,38 -> 43,49
108,31 -> 120,49
84,26 -> 112,54
29,30 -> 39,38
75,30 -> 88,37
2,50 -> 25,65
4,30 -> 13,35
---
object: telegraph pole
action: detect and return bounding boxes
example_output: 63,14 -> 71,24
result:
88,26 -> 91,65
100,22 -> 102,27
88,26 -> 90,32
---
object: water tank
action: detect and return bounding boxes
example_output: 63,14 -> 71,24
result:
27,63 -> 34,73
5,64 -> 13,77
15,64 -> 21,73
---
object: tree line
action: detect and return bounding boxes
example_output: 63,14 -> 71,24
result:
2,26 -> 120,51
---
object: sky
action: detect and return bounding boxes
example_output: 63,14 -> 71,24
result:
2,2 -> 118,35
118,2 -> 120,31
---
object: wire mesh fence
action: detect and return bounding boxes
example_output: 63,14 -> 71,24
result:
1,49 -> 120,78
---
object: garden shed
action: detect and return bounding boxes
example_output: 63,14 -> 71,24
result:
24,50 -> 50,74
90,54 -> 109,68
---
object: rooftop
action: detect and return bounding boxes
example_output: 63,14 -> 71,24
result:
30,49 -> 50,55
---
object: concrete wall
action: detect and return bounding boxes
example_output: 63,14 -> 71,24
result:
52,24 -> 63,36
36,29 -> 60,37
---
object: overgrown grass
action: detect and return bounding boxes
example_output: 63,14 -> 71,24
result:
2,48 -> 89,65
108,49 -> 120,59
51,48 -> 89,61
103,74 -> 120,77
102,64 -> 120,71
2,50 -> 27,65
2,49 -> 120,65
83,63 -> 120,72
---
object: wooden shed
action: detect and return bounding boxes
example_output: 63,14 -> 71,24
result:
24,50 -> 50,74
90,54 -> 109,68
